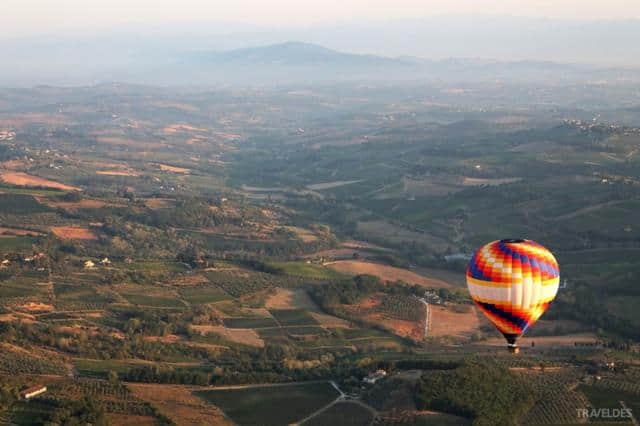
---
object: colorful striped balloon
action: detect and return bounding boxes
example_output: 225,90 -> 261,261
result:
466,239 -> 560,353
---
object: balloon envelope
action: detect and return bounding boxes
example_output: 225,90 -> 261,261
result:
466,239 -> 560,347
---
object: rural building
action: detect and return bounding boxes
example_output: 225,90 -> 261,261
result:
84,260 -> 96,269
423,290 -> 443,304
444,253 -> 472,262
24,253 -> 46,263
363,369 -> 387,384
20,385 -> 47,400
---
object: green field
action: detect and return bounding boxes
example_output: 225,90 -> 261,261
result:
375,412 -> 471,426
196,382 -> 339,425
223,317 -> 278,329
258,326 -> 326,338
272,262 -> 344,280
578,384 -> 640,422
303,402 -> 374,426
9,399 -> 58,426
119,261 -> 189,273
54,283 -> 114,307
0,194 -> 51,214
54,283 -> 95,298
74,358 -> 146,378
0,236 -> 39,251
269,309 -> 319,326
121,293 -> 186,308
0,278 -> 43,299
179,286 -> 232,304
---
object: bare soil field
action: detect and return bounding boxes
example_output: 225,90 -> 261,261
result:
341,240 -> 390,251
21,302 -> 54,312
163,124 -> 207,134
309,312 -> 352,329
144,198 -> 176,209
325,260 -> 450,288
90,161 -> 131,169
128,383 -> 231,426
369,313 -> 423,340
172,273 -> 211,286
143,334 -> 183,344
283,226 -> 317,242
306,180 -> 362,190
151,101 -> 200,112
154,163 -> 190,173
0,227 -> 45,237
0,159 -> 29,170
428,305 -> 483,338
265,288 -> 318,310
96,169 -> 139,177
190,325 -> 264,348
0,172 -> 81,191
50,226 -> 98,240
483,333 -> 598,349
461,177 -> 522,186
41,199 -> 108,210
305,248 -> 360,259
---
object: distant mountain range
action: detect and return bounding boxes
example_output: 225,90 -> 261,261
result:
205,42 -> 411,67
1,37 -> 640,87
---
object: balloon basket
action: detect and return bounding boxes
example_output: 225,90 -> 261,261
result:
508,345 -> 520,354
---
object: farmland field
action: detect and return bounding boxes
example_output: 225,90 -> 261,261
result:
578,384 -> 640,420
191,325 -> 265,347
0,278 -> 44,299
272,261 -> 342,280
196,382 -> 339,426
0,172 -> 81,191
1,61 -> 640,426
179,286 -> 232,305
0,236 -> 39,251
265,288 -> 319,310
325,261 -> 450,287
428,305 -> 482,339
0,194 -> 50,214
50,226 -> 98,240
259,326 -> 326,337
222,316 -> 278,329
269,309 -> 319,326
121,293 -> 186,308
128,383 -> 231,426
303,402 -> 374,426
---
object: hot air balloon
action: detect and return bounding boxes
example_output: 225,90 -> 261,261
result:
466,239 -> 560,353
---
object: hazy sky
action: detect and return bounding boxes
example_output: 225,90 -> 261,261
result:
5,0 -> 640,36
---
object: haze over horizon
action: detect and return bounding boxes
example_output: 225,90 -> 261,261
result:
4,0 -> 640,37
3,2 -> 640,86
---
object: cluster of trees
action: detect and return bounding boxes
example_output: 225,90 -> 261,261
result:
311,275 -> 385,307
0,321 -> 211,362
45,396 -> 108,426
414,362 -> 535,426
142,199 -> 223,229
0,382 -> 18,413
121,348 -> 374,387
548,282 -> 640,341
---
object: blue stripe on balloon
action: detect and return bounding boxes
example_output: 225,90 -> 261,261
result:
475,301 -> 531,334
